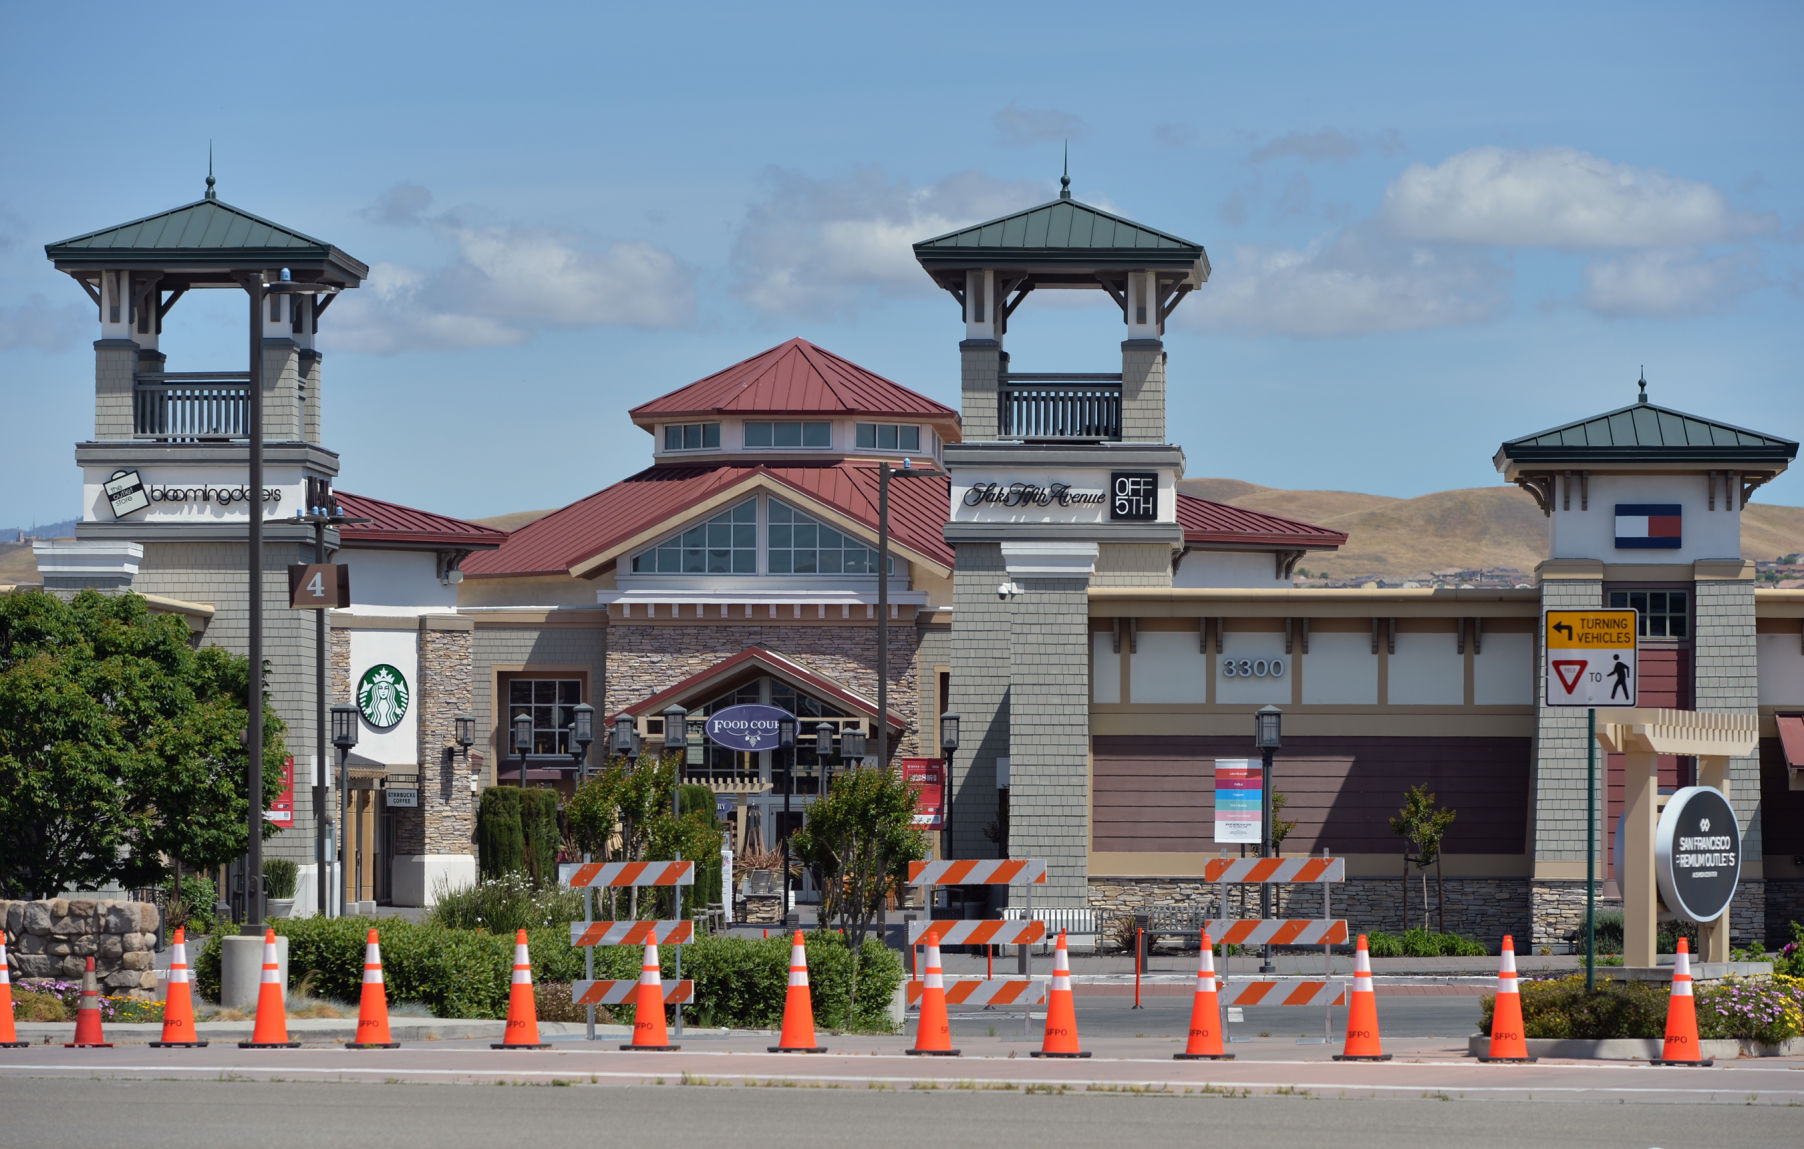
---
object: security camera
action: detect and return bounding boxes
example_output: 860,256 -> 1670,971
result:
997,581 -> 1023,599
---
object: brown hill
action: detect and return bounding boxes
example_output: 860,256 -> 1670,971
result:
0,542 -> 38,585
470,509 -> 555,533
1179,478 -> 1804,580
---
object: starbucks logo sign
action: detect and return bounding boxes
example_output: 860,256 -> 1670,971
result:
357,664 -> 410,730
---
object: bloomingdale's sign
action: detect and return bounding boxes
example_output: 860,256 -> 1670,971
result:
105,468 -> 281,519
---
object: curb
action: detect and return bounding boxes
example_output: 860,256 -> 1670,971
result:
1463,1034 -> 1804,1060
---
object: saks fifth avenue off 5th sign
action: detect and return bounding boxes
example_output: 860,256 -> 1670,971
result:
951,469 -> 1170,525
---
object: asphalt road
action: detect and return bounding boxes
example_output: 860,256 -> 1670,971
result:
1,1077 -> 1797,1149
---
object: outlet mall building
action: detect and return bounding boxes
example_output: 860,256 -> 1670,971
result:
29,176 -> 1804,946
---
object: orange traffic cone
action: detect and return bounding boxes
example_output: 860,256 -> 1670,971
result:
346,929 -> 398,1049
491,929 -> 549,1050
1653,937 -> 1713,1066
622,928 -> 680,1051
0,932 -> 27,1048
906,930 -> 959,1056
149,928 -> 206,1048
1031,930 -> 1089,1058
1332,934 -> 1391,1061
769,930 -> 826,1053
240,929 -> 298,1048
65,956 -> 113,1048
1478,934 -> 1535,1063
1175,930 -> 1233,1060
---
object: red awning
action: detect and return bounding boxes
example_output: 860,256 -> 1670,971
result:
1778,714 -> 1804,767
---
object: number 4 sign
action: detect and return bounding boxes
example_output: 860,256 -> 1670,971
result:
1544,609 -> 1638,707
287,563 -> 350,610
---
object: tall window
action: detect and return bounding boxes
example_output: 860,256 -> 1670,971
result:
768,501 -> 880,574
1608,589 -> 1689,638
856,423 -> 921,451
633,500 -> 757,573
744,421 -> 830,448
508,678 -> 581,756
664,423 -> 720,451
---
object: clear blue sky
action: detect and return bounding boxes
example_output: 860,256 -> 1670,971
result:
3,2 -> 1800,530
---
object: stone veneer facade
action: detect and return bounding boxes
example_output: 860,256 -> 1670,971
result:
2,899 -> 162,996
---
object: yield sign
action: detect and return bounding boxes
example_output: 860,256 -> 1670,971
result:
1551,660 -> 1588,695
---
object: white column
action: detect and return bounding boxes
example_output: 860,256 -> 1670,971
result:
1126,270 -> 1160,340
100,270 -> 134,341
965,269 -> 1000,343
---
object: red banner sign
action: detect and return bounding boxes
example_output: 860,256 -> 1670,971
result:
265,756 -> 295,828
903,757 -> 945,830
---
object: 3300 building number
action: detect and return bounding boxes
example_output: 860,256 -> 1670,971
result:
1220,657 -> 1286,678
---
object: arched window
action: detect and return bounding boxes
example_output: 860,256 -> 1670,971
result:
632,499 -> 757,573
768,500 -> 880,574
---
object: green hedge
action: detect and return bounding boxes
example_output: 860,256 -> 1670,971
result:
520,788 -> 560,886
1478,973 -> 1804,1043
1364,928 -> 1488,958
194,920 -> 903,1030
477,788 -> 525,880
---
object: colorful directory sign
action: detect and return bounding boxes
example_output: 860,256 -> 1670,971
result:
1544,609 -> 1639,708
903,758 -> 945,829
1214,758 -> 1262,844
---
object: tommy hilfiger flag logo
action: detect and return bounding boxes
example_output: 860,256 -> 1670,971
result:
1614,504 -> 1682,549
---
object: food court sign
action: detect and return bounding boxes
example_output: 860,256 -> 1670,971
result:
704,704 -> 794,752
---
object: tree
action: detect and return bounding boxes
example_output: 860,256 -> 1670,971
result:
790,766 -> 928,950
566,751 -> 723,918
0,589 -> 286,899
1388,785 -> 1456,932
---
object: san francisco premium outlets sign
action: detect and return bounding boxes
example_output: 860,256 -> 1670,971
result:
1655,785 -> 1740,923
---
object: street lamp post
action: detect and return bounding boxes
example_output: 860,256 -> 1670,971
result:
778,715 -> 797,927
815,722 -> 837,793
938,713 -> 960,860
875,458 -> 932,770
570,703 -> 595,782
511,712 -> 533,786
330,704 -> 359,917
1255,705 -> 1283,973
612,714 -> 640,762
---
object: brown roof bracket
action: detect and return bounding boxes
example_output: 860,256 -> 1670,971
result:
1513,474 -> 1555,517
1371,618 -> 1393,655
1299,618 -> 1310,655
1285,619 -> 1293,655
1198,616 -> 1211,655
1457,618 -> 1466,655
1371,618 -> 1380,655
1112,618 -> 1123,655
1127,618 -> 1138,654
1474,617 -> 1483,656
1276,550 -> 1305,580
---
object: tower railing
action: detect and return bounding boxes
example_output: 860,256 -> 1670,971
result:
133,372 -> 251,440
998,373 -> 1123,441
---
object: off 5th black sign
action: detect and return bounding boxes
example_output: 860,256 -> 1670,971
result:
288,563 -> 350,610
1654,785 -> 1740,923
1110,472 -> 1157,521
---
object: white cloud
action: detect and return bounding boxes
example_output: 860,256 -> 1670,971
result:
1381,146 -> 1771,248
993,102 -> 1086,148
730,167 -> 1042,317
1184,227 -> 1509,338
1582,249 -> 1763,316
0,293 -> 92,352
331,191 -> 694,354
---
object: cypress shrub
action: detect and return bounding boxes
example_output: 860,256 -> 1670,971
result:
477,787 -> 525,880
519,787 -> 561,887
679,784 -> 723,909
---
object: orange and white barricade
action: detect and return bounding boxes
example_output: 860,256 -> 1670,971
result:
908,858 -> 1051,1039
905,978 -> 1047,1009
563,861 -> 697,1042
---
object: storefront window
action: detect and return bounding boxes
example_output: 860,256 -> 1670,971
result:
1608,589 -> 1689,638
508,678 -> 581,756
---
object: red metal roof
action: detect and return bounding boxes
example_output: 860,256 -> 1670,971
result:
335,492 -> 506,549
617,646 -> 907,731
629,338 -> 960,426
1176,494 -> 1346,550
1779,715 -> 1804,768
461,461 -> 953,579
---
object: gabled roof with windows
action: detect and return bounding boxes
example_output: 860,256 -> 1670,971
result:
615,646 -> 907,733
628,338 -> 960,432
460,461 -> 954,579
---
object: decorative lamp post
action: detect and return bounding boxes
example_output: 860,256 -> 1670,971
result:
454,713 -> 478,795
840,725 -> 867,765
1254,704 -> 1282,972
815,721 -> 837,792
778,715 -> 798,927
330,704 -> 359,918
511,712 -> 533,786
612,714 -> 639,761
570,703 -> 595,782
938,712 -> 960,861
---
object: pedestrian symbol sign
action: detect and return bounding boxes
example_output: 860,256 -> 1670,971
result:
1544,609 -> 1638,707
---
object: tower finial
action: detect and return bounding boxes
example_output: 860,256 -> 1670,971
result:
1637,366 -> 1647,404
205,141 -> 216,200
1060,141 -> 1070,200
